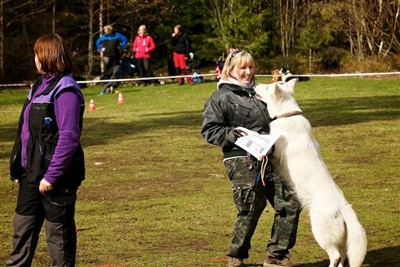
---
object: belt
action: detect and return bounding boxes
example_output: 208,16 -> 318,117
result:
223,149 -> 248,159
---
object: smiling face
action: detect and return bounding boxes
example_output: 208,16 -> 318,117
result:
221,50 -> 255,85
230,64 -> 254,86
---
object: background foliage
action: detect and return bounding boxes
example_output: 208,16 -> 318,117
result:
1,0 -> 400,82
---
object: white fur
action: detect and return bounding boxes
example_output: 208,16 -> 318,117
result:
254,80 -> 367,267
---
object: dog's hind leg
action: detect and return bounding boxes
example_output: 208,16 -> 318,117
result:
326,248 -> 341,267
338,243 -> 348,267
312,223 -> 342,267
309,209 -> 345,267
338,257 -> 349,267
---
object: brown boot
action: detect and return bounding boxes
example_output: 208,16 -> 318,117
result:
228,257 -> 244,267
263,256 -> 299,267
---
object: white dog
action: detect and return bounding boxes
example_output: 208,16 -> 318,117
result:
254,80 -> 367,267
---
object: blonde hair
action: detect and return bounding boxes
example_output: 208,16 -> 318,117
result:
104,25 -> 113,32
138,25 -> 147,32
221,50 -> 255,80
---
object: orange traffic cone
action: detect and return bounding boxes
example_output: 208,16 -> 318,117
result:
117,92 -> 125,104
89,98 -> 96,111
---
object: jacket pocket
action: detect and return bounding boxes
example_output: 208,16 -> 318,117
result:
39,143 -> 54,162
230,102 -> 252,126
233,183 -> 255,213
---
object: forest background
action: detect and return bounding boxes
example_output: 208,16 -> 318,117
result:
1,0 -> 400,83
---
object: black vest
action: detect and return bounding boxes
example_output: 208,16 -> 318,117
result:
10,74 -> 85,189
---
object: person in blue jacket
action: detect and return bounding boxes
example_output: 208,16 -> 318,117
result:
96,24 -> 128,73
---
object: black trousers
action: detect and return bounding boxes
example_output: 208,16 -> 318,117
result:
136,58 -> 153,84
6,178 -> 78,267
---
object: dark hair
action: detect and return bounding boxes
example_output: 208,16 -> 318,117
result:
34,34 -> 72,74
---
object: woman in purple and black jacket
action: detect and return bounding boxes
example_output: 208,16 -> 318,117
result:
6,34 -> 85,267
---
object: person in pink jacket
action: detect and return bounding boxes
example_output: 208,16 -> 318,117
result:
132,25 -> 156,86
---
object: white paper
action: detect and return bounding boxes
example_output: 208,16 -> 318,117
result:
235,134 -> 280,160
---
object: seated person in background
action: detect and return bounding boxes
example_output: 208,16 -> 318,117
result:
99,65 -> 122,95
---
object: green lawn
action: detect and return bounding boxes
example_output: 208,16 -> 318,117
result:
1,76 -> 399,266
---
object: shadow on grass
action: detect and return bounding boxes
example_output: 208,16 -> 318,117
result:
81,94 -> 399,147
302,95 -> 400,128
362,245 -> 400,266
241,245 -> 400,266
80,110 -> 203,147
1,94 -> 399,157
0,109 -> 203,155
298,245 -> 400,267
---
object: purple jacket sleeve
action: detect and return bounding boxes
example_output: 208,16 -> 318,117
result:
43,89 -> 81,184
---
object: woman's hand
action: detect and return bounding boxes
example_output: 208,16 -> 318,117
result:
235,127 -> 260,137
39,179 -> 53,194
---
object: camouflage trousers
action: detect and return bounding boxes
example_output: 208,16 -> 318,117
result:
223,156 -> 302,259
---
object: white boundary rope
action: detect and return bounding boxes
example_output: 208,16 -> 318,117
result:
256,71 -> 400,78
1,71 -> 399,87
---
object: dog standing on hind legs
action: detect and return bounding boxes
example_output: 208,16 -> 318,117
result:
254,80 -> 367,267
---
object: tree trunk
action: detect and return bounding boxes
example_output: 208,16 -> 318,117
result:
290,0 -> 296,70
87,0 -> 94,75
352,0 -> 364,60
52,0 -> 56,34
279,0 -> 286,65
0,0 -> 3,77
99,0 -> 104,74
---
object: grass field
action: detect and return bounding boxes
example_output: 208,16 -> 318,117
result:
1,76 -> 399,267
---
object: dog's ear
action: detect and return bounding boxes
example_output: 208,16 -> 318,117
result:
255,83 -> 284,103
281,78 -> 297,95
273,83 -> 285,101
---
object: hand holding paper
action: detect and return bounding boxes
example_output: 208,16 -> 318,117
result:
235,127 -> 260,137
235,134 -> 280,160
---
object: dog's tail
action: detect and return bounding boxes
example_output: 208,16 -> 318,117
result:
341,204 -> 367,267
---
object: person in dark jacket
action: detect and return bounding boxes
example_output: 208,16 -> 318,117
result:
201,50 -> 301,267
99,64 -> 122,94
171,24 -> 192,85
6,34 -> 85,267
96,24 -> 128,73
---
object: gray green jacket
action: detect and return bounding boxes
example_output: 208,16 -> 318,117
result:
201,80 -> 273,158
